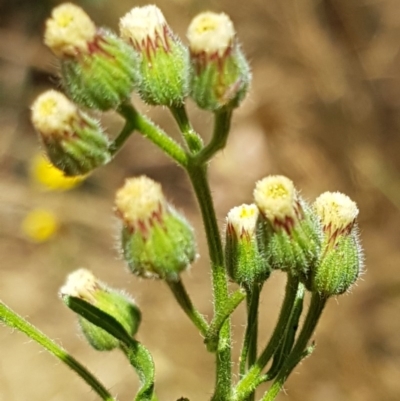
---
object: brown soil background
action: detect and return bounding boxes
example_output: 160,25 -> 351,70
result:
1,0 -> 400,400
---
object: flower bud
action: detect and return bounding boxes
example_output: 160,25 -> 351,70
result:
187,12 -> 251,111
120,5 -> 189,106
225,204 -> 270,288
254,175 -> 320,277
311,192 -> 363,296
45,3 -> 139,110
60,269 -> 141,351
115,176 -> 196,281
31,90 -> 111,176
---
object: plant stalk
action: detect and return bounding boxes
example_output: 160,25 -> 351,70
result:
0,301 -> 116,401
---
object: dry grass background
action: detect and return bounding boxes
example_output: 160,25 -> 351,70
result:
1,0 -> 400,400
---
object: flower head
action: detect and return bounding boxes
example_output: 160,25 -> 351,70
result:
31,90 -> 79,138
187,11 -> 250,110
31,90 -> 110,176
115,176 -> 165,235
225,204 -> 269,287
119,5 -> 189,106
226,203 -> 259,240
115,176 -> 196,281
311,192 -> 362,297
254,175 -> 301,233
60,268 -> 141,351
314,192 -> 358,238
120,5 -> 169,52
60,268 -> 98,303
187,12 -> 235,57
44,3 -> 96,58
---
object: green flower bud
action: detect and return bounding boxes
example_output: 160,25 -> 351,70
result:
119,5 -> 189,106
115,176 -> 196,281
45,3 -> 139,110
225,204 -> 270,288
254,175 -> 320,278
311,192 -> 363,297
187,12 -> 251,111
60,269 -> 141,351
31,90 -> 111,176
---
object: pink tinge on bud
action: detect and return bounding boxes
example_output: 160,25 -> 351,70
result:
44,3 -> 97,58
314,191 -> 359,241
114,176 -> 166,237
226,204 -> 259,241
119,5 -> 171,56
187,12 -> 235,71
254,175 -> 302,234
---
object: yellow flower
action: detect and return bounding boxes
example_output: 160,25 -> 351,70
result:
30,153 -> 86,191
22,209 -> 59,243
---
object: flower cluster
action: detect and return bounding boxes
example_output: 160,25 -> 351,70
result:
23,3 -> 366,401
31,3 -> 251,178
226,175 -> 362,297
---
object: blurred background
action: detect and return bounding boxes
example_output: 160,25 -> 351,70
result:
1,0 -> 400,400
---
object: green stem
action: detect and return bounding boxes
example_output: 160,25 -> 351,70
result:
0,301 -> 116,401
120,341 -> 155,401
186,162 -> 231,400
205,289 -> 246,352
234,275 -> 299,401
117,102 -> 188,167
195,109 -> 232,164
109,117 -> 136,156
262,292 -> 327,401
247,285 -> 261,373
239,285 -> 261,378
166,278 -> 209,336
169,105 -> 203,154
266,283 -> 305,381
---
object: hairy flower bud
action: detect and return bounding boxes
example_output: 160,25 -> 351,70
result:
115,176 -> 196,281
187,12 -> 250,111
311,192 -> 363,297
225,204 -> 270,288
120,5 -> 189,106
31,90 -> 111,176
254,175 -> 320,277
45,3 -> 139,110
60,269 -> 141,351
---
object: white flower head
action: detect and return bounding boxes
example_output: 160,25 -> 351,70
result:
60,268 -> 99,302
226,204 -> 259,239
187,12 -> 235,57
254,175 -> 298,223
314,192 -> 358,233
31,90 -> 78,138
120,5 -> 168,50
115,176 -> 165,229
44,3 -> 96,58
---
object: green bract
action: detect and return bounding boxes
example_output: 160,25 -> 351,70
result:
61,30 -> 140,110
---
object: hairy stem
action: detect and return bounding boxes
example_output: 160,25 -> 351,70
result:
118,102 -> 188,167
195,109 -> 232,164
234,275 -> 299,401
239,285 -> 261,378
0,301 -> 116,401
262,293 -> 327,400
169,105 -> 203,154
166,278 -> 209,336
186,162 -> 231,400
